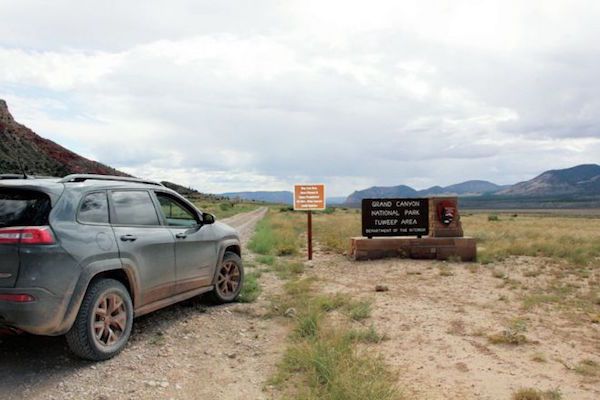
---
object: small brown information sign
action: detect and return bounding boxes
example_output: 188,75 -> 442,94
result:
293,184 -> 326,211
294,184 -> 326,261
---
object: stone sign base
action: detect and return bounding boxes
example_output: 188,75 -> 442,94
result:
350,236 -> 477,262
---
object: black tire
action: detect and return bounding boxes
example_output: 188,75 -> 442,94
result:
66,279 -> 133,361
209,251 -> 244,304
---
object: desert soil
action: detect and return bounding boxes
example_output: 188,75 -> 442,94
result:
309,250 -> 600,399
0,207 -> 288,400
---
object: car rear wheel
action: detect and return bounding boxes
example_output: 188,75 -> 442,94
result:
66,278 -> 133,361
209,251 -> 244,303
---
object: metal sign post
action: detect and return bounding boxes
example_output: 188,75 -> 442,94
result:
307,210 -> 313,260
293,184 -> 326,260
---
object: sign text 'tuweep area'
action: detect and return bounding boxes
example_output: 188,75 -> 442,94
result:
362,198 -> 429,237
293,184 -> 326,211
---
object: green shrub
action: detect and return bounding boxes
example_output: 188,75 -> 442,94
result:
238,272 -> 261,303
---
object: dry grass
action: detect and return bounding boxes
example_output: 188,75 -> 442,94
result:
310,209 -> 600,318
312,209 -> 600,267
271,279 -> 401,400
248,210 -> 304,256
251,213 -> 401,400
488,319 -> 529,346
512,387 -> 562,400
462,213 -> 600,266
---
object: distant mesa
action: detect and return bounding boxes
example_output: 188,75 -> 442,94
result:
222,191 -> 293,204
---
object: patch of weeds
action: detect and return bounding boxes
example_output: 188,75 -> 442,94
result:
488,319 -> 529,346
248,218 -> 276,255
447,319 -> 466,336
522,294 -> 561,310
531,352 -> 547,363
294,307 -> 322,340
575,359 -> 600,377
488,214 -> 500,222
523,269 -> 542,278
467,264 -> 480,273
149,331 -> 166,346
238,272 -> 262,303
512,388 -> 562,400
345,325 -> 388,344
272,277 -> 401,400
438,265 -> 454,276
316,293 -> 350,312
256,255 -> 275,266
279,332 -> 400,400
273,261 -> 305,279
492,268 -> 508,279
346,300 -> 372,321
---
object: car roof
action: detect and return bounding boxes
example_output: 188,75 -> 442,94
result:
0,175 -> 180,204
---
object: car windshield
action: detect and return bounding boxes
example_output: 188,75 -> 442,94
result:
0,188 -> 51,227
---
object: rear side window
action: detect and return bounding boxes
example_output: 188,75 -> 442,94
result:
79,192 -> 109,224
0,189 -> 51,227
111,191 -> 160,226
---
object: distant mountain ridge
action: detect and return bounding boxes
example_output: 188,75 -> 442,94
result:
0,99 -> 127,177
222,164 -> 600,207
222,191 -> 293,204
345,180 -> 505,204
499,164 -> 600,196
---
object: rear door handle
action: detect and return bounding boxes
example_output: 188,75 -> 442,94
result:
175,233 -> 187,239
120,234 -> 137,242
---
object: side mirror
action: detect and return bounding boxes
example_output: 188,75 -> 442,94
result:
202,213 -> 215,225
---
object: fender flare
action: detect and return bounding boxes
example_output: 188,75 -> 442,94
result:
56,258 -> 141,335
211,239 -> 242,285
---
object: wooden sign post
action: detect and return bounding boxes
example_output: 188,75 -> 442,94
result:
294,184 -> 326,260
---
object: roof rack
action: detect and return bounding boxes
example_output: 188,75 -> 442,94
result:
59,174 -> 164,186
0,174 -> 28,180
0,174 -> 61,180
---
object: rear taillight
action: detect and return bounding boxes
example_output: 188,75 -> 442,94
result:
0,227 -> 56,245
0,294 -> 35,302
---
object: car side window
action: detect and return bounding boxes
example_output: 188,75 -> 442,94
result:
155,193 -> 198,228
79,192 -> 109,224
111,191 -> 160,226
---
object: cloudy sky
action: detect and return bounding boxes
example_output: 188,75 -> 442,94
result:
1,1 -> 599,195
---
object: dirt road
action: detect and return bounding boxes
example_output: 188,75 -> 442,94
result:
0,207 -> 286,400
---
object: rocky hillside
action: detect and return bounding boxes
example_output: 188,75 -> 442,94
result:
0,99 -> 127,177
499,164 -> 600,196
162,181 -> 225,201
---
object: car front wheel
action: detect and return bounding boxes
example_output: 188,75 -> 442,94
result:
210,251 -> 244,303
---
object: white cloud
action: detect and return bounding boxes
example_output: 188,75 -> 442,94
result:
1,0 -> 599,195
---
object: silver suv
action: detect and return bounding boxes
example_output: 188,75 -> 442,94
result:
0,174 -> 244,360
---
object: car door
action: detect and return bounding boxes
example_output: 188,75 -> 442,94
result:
109,190 -> 176,306
153,191 -> 218,295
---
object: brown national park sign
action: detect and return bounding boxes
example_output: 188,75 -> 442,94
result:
353,196 -> 476,262
362,198 -> 429,237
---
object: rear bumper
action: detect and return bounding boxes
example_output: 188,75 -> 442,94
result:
0,287 -> 68,335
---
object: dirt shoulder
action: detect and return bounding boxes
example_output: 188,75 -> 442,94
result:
308,251 -> 600,399
0,207 -> 288,400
